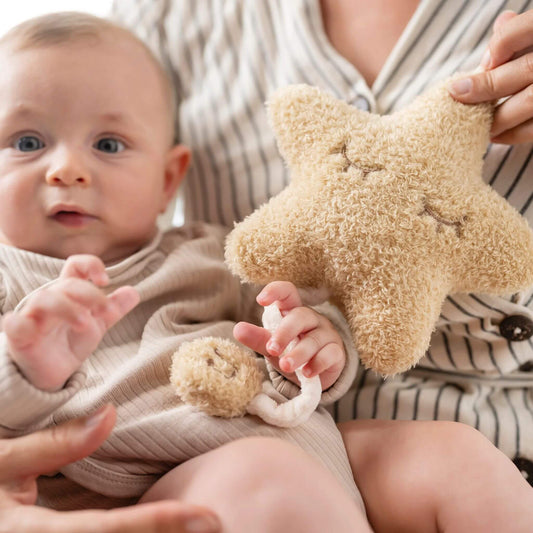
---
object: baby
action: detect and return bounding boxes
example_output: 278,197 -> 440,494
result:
0,11 -> 368,533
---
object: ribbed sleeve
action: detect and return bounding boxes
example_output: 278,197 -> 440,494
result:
0,335 -> 86,435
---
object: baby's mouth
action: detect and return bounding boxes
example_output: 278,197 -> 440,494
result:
50,210 -> 96,227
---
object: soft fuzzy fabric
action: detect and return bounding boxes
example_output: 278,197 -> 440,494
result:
225,81 -> 533,376
171,337 -> 263,417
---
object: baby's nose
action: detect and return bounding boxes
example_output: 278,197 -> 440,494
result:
45,149 -> 91,186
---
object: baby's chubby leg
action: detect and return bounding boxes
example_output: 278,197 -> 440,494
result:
339,419 -> 533,533
140,436 -> 372,533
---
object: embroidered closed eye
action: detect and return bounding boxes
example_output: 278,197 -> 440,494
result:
330,142 -> 383,176
418,198 -> 466,238
206,347 -> 237,379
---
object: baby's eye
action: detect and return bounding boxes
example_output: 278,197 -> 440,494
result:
15,136 -> 44,152
95,138 -> 125,153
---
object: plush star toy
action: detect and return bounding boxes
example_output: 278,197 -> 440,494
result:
225,80 -> 533,376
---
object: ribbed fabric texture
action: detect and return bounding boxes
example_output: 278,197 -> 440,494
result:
0,223 -> 361,505
112,0 -> 533,474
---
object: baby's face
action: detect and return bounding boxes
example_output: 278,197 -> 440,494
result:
0,36 -> 185,262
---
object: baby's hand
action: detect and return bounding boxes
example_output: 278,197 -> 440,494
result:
2,255 -> 139,391
448,9 -> 533,144
233,281 -> 346,390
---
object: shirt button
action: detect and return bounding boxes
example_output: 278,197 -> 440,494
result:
351,94 -> 371,111
499,315 -> 533,341
513,457 -> 533,486
519,361 -> 533,372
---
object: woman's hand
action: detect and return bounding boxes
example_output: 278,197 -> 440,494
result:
0,405 -> 221,532
448,9 -> 533,144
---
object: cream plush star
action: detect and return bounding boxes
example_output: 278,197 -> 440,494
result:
225,81 -> 533,376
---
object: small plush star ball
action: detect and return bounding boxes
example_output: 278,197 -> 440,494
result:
171,337 -> 264,417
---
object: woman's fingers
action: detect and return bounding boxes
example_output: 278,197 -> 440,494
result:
95,500 -> 221,533
491,118 -> 533,145
449,51 -> 533,103
0,408 -> 221,533
447,8 -> 533,144
0,405 -> 115,482
491,84 -> 533,137
1,500 -> 221,533
484,10 -> 529,69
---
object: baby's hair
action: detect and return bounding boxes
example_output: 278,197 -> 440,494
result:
0,11 -> 176,142
0,11 -> 117,48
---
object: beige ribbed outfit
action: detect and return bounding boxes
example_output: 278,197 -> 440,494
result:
0,223 -> 362,509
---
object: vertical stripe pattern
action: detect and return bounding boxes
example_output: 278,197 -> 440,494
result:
112,0 -> 533,480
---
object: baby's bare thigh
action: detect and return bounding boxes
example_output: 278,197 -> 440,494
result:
141,436 -> 370,533
141,435 -> 353,503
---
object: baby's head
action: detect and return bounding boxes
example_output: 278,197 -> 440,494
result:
0,12 -> 189,262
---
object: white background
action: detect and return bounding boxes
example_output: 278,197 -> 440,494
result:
0,1 -> 113,36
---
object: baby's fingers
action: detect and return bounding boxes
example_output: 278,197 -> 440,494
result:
40,279 -> 109,323
2,312 -> 43,349
266,307 -> 318,357
298,342 -> 345,378
233,322 -> 271,356
278,326 -> 340,374
257,281 -> 302,311
6,292 -> 90,342
97,286 -> 140,329
60,254 -> 109,286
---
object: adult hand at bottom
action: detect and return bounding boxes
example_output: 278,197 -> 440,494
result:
0,405 -> 221,533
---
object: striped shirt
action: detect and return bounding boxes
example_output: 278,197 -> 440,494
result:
112,0 -> 533,482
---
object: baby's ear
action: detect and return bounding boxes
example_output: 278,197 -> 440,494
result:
160,144 -> 191,211
267,85 -> 372,169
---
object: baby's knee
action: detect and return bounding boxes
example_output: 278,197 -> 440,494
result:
376,420 -> 520,498
389,421 -> 495,475
344,420 -> 500,493
412,421 -> 505,466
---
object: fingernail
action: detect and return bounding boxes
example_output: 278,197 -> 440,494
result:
281,357 -> 294,371
185,515 -> 220,532
480,49 -> 491,69
256,289 -> 268,302
74,314 -> 86,327
449,77 -> 472,96
84,405 -> 109,429
303,367 -> 312,377
267,340 -> 280,354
